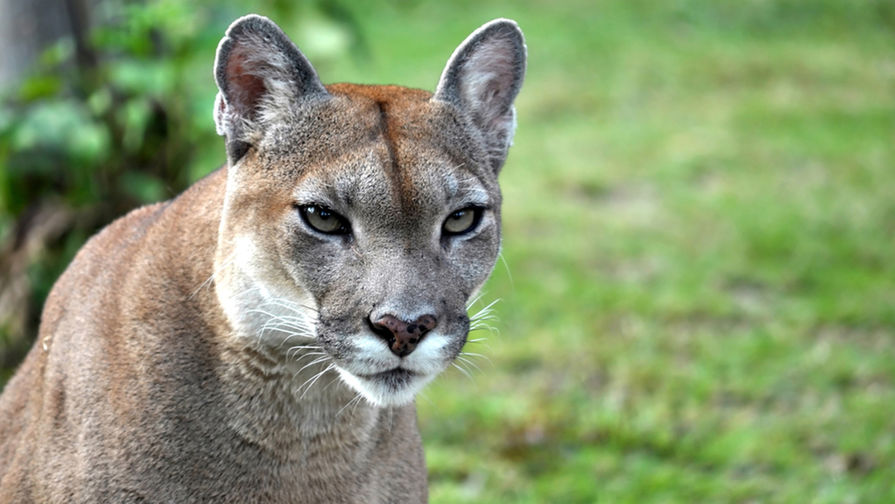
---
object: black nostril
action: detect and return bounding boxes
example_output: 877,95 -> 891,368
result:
368,313 -> 438,357
367,317 -> 394,342
414,315 -> 436,336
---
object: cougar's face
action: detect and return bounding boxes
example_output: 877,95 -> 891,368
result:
212,14 -> 524,406
217,87 -> 500,406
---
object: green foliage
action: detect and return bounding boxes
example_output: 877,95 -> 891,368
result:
2,0 -> 895,501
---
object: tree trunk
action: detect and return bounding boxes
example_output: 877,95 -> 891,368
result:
0,0 -> 93,89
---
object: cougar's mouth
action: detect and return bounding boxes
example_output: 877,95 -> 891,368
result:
335,360 -> 439,407
357,367 -> 418,382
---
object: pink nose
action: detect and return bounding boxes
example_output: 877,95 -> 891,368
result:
369,314 -> 437,357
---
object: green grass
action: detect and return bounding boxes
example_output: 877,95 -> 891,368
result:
312,1 -> 895,502
6,0 -> 895,501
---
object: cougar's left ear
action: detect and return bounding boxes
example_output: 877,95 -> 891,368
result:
434,19 -> 527,173
214,14 -> 329,162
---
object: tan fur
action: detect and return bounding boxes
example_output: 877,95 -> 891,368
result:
0,15 -> 525,503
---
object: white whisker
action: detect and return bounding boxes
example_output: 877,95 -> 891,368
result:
188,252 -> 237,300
455,355 -> 482,374
498,251 -> 513,287
416,390 -> 435,408
298,363 -> 335,399
278,332 -> 316,350
337,392 -> 364,417
291,350 -> 327,363
466,291 -> 487,310
285,346 -> 323,354
460,351 -> 492,365
451,362 -> 474,381
470,298 -> 500,320
294,356 -> 330,376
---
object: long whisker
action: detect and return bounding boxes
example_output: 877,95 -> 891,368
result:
188,252 -> 237,300
321,373 -> 343,393
298,363 -> 336,399
469,298 -> 500,321
498,251 -> 513,287
460,351 -> 492,366
469,322 -> 497,337
260,297 -> 319,316
291,351 -> 328,364
249,308 -> 310,325
294,356 -> 331,376
451,361 -> 474,381
466,291 -> 487,310
278,333 -> 317,350
456,355 -> 482,374
285,344 -> 323,352
259,323 -> 313,340
337,392 -> 364,417
416,390 -> 436,408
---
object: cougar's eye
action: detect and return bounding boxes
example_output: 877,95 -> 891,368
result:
298,205 -> 350,235
443,206 -> 484,236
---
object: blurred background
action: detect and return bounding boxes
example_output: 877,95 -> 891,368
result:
1,0 -> 893,501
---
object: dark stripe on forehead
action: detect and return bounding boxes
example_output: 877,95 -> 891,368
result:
324,83 -> 440,216
374,100 -> 409,209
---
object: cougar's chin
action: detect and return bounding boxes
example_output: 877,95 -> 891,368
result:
335,366 -> 439,407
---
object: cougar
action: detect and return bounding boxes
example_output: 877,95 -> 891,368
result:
0,14 -> 525,503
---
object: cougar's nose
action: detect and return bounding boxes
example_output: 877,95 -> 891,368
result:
369,314 -> 437,357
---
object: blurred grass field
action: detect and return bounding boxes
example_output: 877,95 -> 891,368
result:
342,1 -> 895,502
2,0 -> 895,502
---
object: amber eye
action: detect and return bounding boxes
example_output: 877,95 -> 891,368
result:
443,207 -> 483,236
298,205 -> 350,235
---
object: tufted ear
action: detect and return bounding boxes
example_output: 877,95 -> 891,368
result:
213,14 -> 328,162
434,19 -> 526,173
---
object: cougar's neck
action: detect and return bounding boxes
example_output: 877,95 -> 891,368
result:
210,264 -> 380,452
215,339 -> 388,456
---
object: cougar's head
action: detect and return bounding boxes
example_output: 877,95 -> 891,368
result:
211,15 -> 525,406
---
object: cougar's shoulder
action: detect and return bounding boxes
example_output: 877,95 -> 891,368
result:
40,166 -> 227,341
0,168 -> 228,499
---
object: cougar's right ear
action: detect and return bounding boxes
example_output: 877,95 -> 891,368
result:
213,14 -> 328,162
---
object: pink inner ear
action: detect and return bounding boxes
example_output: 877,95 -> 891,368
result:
460,39 -> 517,123
226,48 -> 268,117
